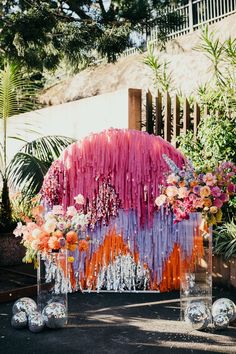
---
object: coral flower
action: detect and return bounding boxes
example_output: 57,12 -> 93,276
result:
199,186 -> 211,198
66,231 -> 78,243
166,186 -> 178,198
67,244 -> 77,252
53,230 -> 64,239
78,240 -> 89,252
48,236 -> 61,250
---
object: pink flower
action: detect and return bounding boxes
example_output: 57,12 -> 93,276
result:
188,193 -> 197,201
166,186 -> 178,198
178,187 -> 189,199
203,173 -> 217,186
155,194 -> 167,207
166,173 -> 179,184
220,193 -> 229,202
52,205 -> 64,215
193,198 -> 204,209
213,198 -> 223,208
211,186 -> 221,198
228,183 -> 236,194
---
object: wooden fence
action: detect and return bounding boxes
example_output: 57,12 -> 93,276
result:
128,88 -> 205,146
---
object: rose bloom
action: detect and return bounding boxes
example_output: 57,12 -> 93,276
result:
203,173 -> 217,186
210,206 -> 218,214
211,186 -> 221,198
203,198 -> 212,207
155,194 -> 167,207
166,186 -> 178,198
31,239 -> 40,251
66,231 -> 78,243
53,230 -> 64,239
166,173 -> 179,184
188,193 -> 197,201
48,236 -> 61,250
228,183 -> 236,194
74,194 -> 85,205
178,187 -> 189,199
44,220 -> 57,233
220,193 -> 229,202
213,198 -> 223,208
193,198 -> 204,209
199,186 -> 211,198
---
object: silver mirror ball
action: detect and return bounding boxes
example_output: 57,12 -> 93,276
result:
28,311 -> 45,333
212,298 -> 236,323
42,302 -> 67,329
12,297 -> 37,316
11,311 -> 28,329
185,301 -> 211,330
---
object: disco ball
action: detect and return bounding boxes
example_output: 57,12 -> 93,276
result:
28,311 -> 45,333
213,314 -> 229,330
11,311 -> 28,329
212,298 -> 236,323
12,297 -> 37,316
42,302 -> 67,329
185,301 -> 211,330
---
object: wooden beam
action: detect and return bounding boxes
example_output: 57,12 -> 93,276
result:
128,88 -> 142,130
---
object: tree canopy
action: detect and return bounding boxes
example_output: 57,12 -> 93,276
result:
0,0 -> 184,76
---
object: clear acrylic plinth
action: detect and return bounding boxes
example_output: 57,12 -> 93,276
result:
37,249 -> 68,317
179,213 -> 212,322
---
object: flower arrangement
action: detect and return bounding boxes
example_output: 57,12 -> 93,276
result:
14,194 -> 90,264
155,156 -> 236,226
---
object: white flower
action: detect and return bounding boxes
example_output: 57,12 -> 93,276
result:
155,194 -> 167,207
74,194 -> 85,205
44,220 -> 56,233
32,228 -> 42,239
13,222 -> 23,237
66,206 -> 77,217
45,212 -> 56,221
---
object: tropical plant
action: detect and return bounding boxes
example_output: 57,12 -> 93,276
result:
0,62 -> 74,232
214,219 -> 236,259
143,44 -> 174,92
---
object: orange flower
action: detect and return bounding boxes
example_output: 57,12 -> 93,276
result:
48,236 -> 61,250
66,231 -> 78,243
67,244 -> 77,252
78,240 -> 89,252
32,205 -> 44,217
179,181 -> 186,187
190,180 -> 198,187
39,232 -> 50,251
203,198 -> 212,207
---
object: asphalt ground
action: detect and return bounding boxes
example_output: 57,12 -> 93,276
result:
0,288 -> 236,354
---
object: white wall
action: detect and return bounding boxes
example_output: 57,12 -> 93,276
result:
4,89 -> 129,162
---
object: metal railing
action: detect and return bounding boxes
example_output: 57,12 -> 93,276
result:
149,0 -> 236,43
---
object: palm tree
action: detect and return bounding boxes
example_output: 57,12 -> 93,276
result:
0,63 -> 74,232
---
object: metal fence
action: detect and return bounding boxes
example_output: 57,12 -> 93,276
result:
149,0 -> 236,43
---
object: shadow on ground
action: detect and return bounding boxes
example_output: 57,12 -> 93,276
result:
0,290 -> 236,354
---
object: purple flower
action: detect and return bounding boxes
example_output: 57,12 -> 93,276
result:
193,186 -> 200,194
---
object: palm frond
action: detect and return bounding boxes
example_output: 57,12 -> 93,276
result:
7,135 -> 74,197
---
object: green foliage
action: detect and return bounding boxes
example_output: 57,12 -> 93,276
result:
0,0 -> 185,76
143,44 -> 174,92
178,115 -> 236,171
214,219 -> 236,259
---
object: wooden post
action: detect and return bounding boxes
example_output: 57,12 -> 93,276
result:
183,97 -> 190,134
193,102 -> 200,137
164,92 -> 171,142
128,88 -> 142,130
173,94 -> 180,147
155,90 -> 162,136
204,105 -> 209,117
146,90 -> 153,134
